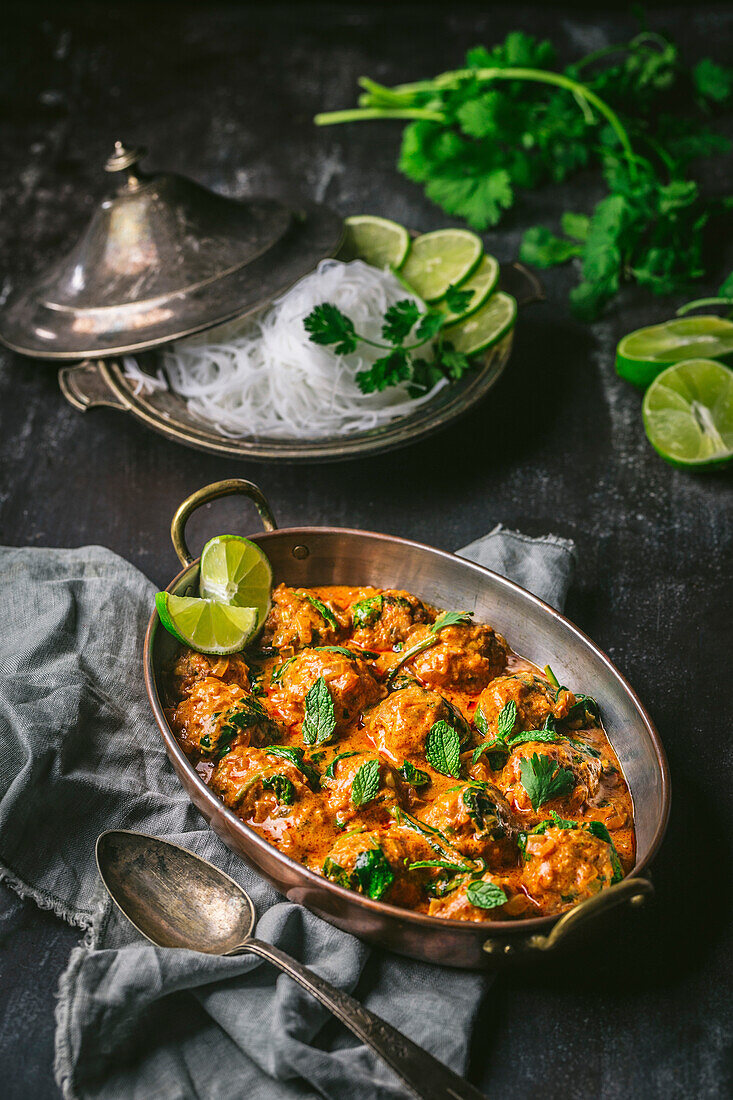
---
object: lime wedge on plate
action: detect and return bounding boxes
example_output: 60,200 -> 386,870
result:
442,291 -> 517,356
616,316 -> 733,388
155,592 -> 259,654
199,535 -> 272,625
437,254 -> 500,324
642,358 -> 733,469
338,215 -> 411,270
400,229 -> 483,302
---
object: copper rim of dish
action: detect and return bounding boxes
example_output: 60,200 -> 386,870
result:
144,525 -> 671,940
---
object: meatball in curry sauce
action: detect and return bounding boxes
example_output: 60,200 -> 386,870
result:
165,585 -> 635,923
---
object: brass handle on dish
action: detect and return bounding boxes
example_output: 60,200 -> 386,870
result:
483,876 -> 653,958
171,479 -> 278,566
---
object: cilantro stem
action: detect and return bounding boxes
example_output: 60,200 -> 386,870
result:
676,297 -> 733,315
317,67 -> 637,180
314,107 -> 445,125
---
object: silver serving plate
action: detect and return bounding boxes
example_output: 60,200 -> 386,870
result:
144,480 -> 671,969
58,263 -> 542,462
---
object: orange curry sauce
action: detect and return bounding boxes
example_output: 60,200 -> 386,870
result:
165,584 -> 635,922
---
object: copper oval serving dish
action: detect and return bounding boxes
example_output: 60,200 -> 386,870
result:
144,480 -> 670,969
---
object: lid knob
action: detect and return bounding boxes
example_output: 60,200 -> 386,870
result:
104,141 -> 147,189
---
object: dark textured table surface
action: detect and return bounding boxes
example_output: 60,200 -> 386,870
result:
1,3 -> 732,1098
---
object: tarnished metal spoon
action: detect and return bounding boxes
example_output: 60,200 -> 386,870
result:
96,830 -> 486,1100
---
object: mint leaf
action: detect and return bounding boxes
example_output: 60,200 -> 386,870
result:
351,758 -> 381,807
519,752 -> 576,811
324,750 -> 361,779
352,846 -> 395,900
466,880 -> 507,909
474,704 -> 489,738
264,745 -> 320,788
426,720 -> 461,777
408,859 -> 472,872
399,759 -> 431,788
382,299 -> 421,344
304,303 -> 358,355
301,593 -> 338,630
322,856 -> 352,889
496,700 -> 517,740
351,595 -> 383,629
302,677 -> 336,745
261,774 -> 295,805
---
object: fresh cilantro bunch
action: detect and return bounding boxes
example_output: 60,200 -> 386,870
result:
303,287 -> 474,394
316,29 -> 733,319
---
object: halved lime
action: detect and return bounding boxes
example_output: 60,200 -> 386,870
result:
441,291 -> 517,356
337,215 -> 411,270
437,254 -> 500,324
399,229 -> 483,303
616,316 -> 733,389
199,535 -> 272,626
155,592 -> 259,654
642,358 -> 733,469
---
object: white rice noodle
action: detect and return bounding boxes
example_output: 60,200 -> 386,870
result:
122,260 -> 447,439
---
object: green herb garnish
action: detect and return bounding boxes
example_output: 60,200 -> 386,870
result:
425,720 -> 462,778
399,759 -> 431,788
304,298 -> 473,396
520,812 -> 623,883
302,676 -> 337,746
351,595 -> 383,628
261,774 -> 295,805
352,847 -> 395,900
264,745 -> 319,789
519,752 -> 576,811
408,859 -> 473,873
386,610 -> 473,684
300,593 -> 339,630
316,29 -> 733,319
350,758 -> 381,807
466,880 -> 508,910
430,610 -> 473,632
324,750 -> 361,779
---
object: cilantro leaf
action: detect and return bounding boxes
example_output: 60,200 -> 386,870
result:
444,284 -> 475,314
351,758 -> 381,807
520,226 -> 583,268
352,846 -> 395,900
356,348 -> 410,394
519,752 -> 576,810
261,774 -> 295,805
466,880 -> 508,910
301,593 -> 338,630
425,170 -> 514,231
303,303 -> 358,355
414,309 -> 446,341
438,344 -> 473,380
302,676 -> 337,745
425,720 -> 462,777
431,610 -> 473,633
399,759 -> 431,788
382,299 -> 421,344
693,58 -> 733,103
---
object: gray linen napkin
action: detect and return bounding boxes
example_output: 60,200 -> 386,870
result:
0,529 -> 574,1100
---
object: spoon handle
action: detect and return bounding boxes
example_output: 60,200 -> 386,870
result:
239,937 -> 486,1100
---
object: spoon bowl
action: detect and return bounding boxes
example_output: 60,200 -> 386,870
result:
96,830 -> 255,953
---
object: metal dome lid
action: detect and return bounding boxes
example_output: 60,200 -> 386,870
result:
0,143 -> 343,359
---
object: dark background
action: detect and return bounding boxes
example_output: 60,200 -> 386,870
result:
1,3 -> 732,1098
